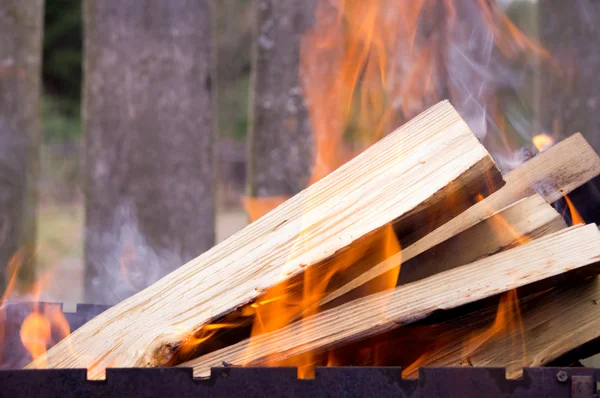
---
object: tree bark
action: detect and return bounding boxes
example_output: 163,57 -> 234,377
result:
0,0 -> 43,288
538,0 -> 600,153
83,0 -> 215,304
246,0 -> 315,200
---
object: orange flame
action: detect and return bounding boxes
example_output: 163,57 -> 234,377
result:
245,224 -> 401,378
532,133 -> 555,152
402,351 -> 428,378
19,304 -> 71,362
1,249 -> 26,303
461,289 -> 526,366
239,0 -> 407,378
20,312 -> 51,359
400,193 -> 529,375
564,195 -> 585,225
201,0 -> 547,376
243,197 -> 288,223
0,248 -> 72,362
458,194 -> 528,363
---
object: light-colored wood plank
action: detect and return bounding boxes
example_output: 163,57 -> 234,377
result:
27,101 -> 501,379
399,276 -> 600,379
321,133 -> 600,306
398,194 -> 567,285
180,224 -> 600,377
324,194 -> 566,308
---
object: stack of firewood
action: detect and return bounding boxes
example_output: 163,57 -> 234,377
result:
26,102 -> 600,380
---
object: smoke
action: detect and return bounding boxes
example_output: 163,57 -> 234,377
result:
85,200 -> 185,305
442,0 -> 545,172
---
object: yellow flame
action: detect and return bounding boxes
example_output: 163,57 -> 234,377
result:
532,134 -> 554,152
179,0 -> 549,375
564,195 -> 584,225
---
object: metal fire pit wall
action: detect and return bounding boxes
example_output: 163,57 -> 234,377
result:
0,302 -> 600,397
0,367 -> 599,397
0,302 -> 110,370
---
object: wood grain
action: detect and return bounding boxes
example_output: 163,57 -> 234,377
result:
399,276 -> 600,379
26,101 -> 501,379
398,194 -> 567,285
321,133 -> 600,306
324,194 -> 566,309
180,224 -> 600,377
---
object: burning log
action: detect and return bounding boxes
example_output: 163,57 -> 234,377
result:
179,224 -> 600,377
396,194 -> 566,285
398,276 -> 600,379
322,194 -> 566,309
321,133 -> 600,306
26,101 -> 502,379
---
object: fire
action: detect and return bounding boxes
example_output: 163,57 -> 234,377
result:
20,312 -> 51,359
1,249 -> 26,303
460,289 -> 526,367
398,193 -> 529,375
188,0 -> 548,376
242,196 -> 288,223
531,134 -> 585,226
532,133 -> 555,152
531,134 -> 584,225
244,224 -> 401,378
19,304 -> 71,362
457,194 -> 528,365
531,135 -> 586,226
239,0 -> 408,378
564,195 -> 585,225
402,351 -> 428,378
0,0 -> 578,377
0,248 -> 71,362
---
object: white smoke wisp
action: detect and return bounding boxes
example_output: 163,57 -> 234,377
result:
442,1 -> 546,173
86,200 -> 185,305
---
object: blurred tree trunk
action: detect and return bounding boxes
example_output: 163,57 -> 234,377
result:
247,0 -> 315,203
0,1 -> 43,289
83,0 -> 215,304
538,0 -> 600,153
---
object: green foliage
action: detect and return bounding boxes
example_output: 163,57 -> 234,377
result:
43,0 -> 82,109
41,0 -> 254,141
215,0 -> 253,140
506,0 -> 539,39
42,0 -> 83,143
219,75 -> 251,140
42,95 -> 81,141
